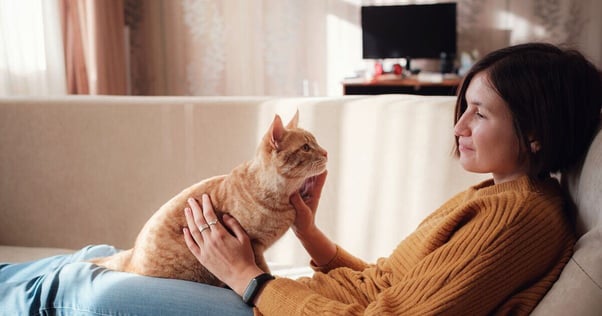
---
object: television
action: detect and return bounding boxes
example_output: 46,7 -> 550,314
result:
361,3 -> 457,68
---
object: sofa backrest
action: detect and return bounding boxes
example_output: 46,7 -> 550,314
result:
532,127 -> 602,315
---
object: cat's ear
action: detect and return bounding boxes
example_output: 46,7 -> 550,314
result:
286,110 -> 299,129
270,114 -> 285,150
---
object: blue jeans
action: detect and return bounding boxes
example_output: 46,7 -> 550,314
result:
0,244 -> 253,316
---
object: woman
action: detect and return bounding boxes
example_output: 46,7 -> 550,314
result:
183,42 -> 601,315
1,43 -> 600,315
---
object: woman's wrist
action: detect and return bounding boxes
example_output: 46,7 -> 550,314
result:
295,226 -> 337,266
242,272 -> 275,307
292,223 -> 317,241
230,266 -> 266,297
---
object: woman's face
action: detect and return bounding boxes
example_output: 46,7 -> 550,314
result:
454,72 -> 529,183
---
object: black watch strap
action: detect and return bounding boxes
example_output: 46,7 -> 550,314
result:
242,273 -> 275,307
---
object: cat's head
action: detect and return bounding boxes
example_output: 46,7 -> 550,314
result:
260,111 -> 328,181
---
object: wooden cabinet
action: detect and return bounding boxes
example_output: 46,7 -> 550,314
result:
342,75 -> 462,96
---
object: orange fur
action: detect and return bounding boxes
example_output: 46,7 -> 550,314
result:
89,112 -> 327,286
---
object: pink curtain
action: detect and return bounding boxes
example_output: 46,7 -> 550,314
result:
60,0 -> 127,95
60,0 -> 88,94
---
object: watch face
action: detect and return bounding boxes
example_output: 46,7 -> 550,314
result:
243,277 -> 260,304
248,279 -> 259,295
243,273 -> 274,306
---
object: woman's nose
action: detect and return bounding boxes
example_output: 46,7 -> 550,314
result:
454,113 -> 469,137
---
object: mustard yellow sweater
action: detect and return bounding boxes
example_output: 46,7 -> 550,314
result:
256,176 -> 575,315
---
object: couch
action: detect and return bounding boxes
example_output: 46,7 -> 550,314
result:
0,95 -> 600,314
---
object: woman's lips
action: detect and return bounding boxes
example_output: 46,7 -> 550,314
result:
458,143 -> 474,152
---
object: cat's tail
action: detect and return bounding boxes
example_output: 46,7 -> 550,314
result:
88,248 -> 133,272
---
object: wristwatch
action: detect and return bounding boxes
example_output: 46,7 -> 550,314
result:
242,272 -> 275,307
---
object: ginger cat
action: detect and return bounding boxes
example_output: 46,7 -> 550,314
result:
90,111 -> 327,286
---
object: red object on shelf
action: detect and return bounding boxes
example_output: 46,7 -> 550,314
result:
373,61 -> 384,77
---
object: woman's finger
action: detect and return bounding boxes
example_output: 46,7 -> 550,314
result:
290,191 -> 315,233
290,192 -> 308,212
183,227 -> 201,256
188,197 -> 210,234
312,171 -> 328,196
223,214 -> 249,243
201,194 -> 221,232
184,206 -> 204,246
307,170 -> 327,209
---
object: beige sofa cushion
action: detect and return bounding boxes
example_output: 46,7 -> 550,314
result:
0,245 -> 74,263
532,128 -> 602,315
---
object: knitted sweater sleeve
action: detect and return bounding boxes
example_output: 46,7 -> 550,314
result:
310,245 -> 371,273
255,189 -> 574,315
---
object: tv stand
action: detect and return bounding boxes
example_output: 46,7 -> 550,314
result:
342,74 -> 461,96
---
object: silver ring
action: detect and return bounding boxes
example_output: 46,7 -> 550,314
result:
198,224 -> 210,233
208,219 -> 218,226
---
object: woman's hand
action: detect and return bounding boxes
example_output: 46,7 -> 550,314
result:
290,171 -> 336,266
183,194 -> 264,296
291,170 -> 328,238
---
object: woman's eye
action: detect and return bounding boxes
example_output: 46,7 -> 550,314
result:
302,144 -> 311,151
476,112 -> 485,119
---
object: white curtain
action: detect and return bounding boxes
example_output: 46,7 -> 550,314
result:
0,0 -> 66,96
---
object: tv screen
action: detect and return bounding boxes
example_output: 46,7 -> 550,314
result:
361,3 -> 457,60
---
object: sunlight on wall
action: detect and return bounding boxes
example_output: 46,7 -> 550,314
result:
497,10 -> 546,44
326,5 -> 362,96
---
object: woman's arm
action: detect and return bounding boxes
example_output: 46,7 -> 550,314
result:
256,192 -> 574,315
289,171 -> 337,266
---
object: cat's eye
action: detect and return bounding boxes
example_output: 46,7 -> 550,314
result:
302,144 -> 311,151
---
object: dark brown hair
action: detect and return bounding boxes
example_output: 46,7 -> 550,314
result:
454,42 -> 602,178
